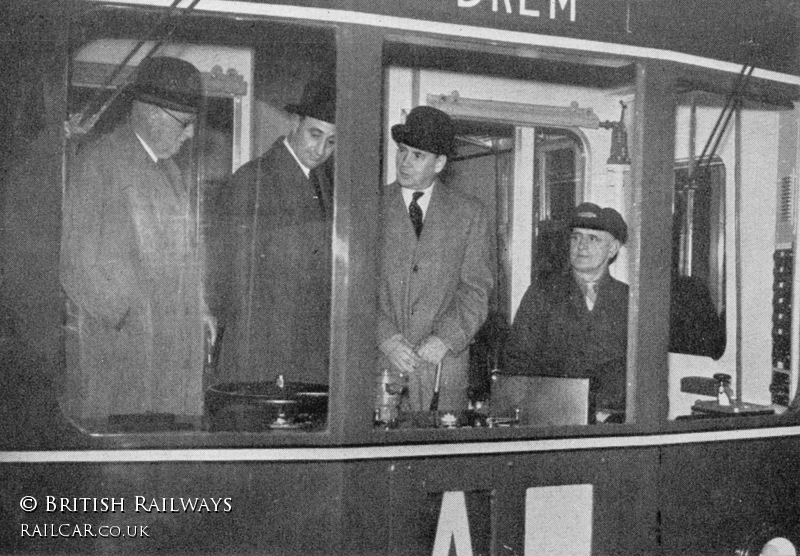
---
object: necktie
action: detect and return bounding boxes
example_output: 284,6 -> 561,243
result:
310,171 -> 327,216
157,158 -> 183,197
585,281 -> 598,311
409,191 -> 424,238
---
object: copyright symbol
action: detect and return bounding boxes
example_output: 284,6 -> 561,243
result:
19,496 -> 37,512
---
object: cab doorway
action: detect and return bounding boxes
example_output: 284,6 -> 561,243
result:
448,120 -> 586,400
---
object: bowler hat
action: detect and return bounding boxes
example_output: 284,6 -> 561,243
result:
285,80 -> 336,124
129,56 -> 203,114
391,106 -> 454,157
569,202 -> 627,243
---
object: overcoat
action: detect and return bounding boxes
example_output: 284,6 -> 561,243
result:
378,181 -> 493,412
60,123 -> 206,420
216,139 -> 332,385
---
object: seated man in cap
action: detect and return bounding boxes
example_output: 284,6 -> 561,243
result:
60,56 -> 212,423
216,80 -> 336,386
504,202 -> 629,423
378,106 -> 493,416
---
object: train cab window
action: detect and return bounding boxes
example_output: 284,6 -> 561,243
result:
379,40 -> 636,430
1,8 -> 339,436
670,158 -> 726,360
669,89 -> 795,421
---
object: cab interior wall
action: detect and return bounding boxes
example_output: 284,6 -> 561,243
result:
384,66 -> 635,282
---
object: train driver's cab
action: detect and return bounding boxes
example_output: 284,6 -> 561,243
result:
2,4 -> 800,447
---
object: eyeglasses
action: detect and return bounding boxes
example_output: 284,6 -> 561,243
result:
158,105 -> 196,130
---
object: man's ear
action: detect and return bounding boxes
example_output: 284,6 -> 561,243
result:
434,154 -> 447,174
609,238 -> 622,260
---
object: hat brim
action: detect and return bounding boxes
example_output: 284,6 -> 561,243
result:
570,218 -> 626,243
131,89 -> 201,114
570,218 -> 610,233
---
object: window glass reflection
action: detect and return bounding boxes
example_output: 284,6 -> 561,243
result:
57,17 -> 336,433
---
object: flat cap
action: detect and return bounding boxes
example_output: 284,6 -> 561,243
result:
569,202 -> 627,243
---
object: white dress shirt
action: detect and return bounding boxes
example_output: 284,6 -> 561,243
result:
401,182 -> 435,219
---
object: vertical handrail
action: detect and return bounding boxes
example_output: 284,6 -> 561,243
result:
734,100 -> 743,402
789,102 -> 800,402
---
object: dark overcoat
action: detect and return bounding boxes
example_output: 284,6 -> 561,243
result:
216,139 -> 332,385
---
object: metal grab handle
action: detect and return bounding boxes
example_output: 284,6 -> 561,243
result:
429,362 -> 442,412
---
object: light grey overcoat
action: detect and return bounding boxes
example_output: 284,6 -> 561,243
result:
378,181 -> 493,412
60,123 -> 207,421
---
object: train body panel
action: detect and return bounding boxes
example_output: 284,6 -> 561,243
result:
5,432 -> 800,554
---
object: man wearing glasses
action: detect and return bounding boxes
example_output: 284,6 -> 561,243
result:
60,56 -> 213,426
